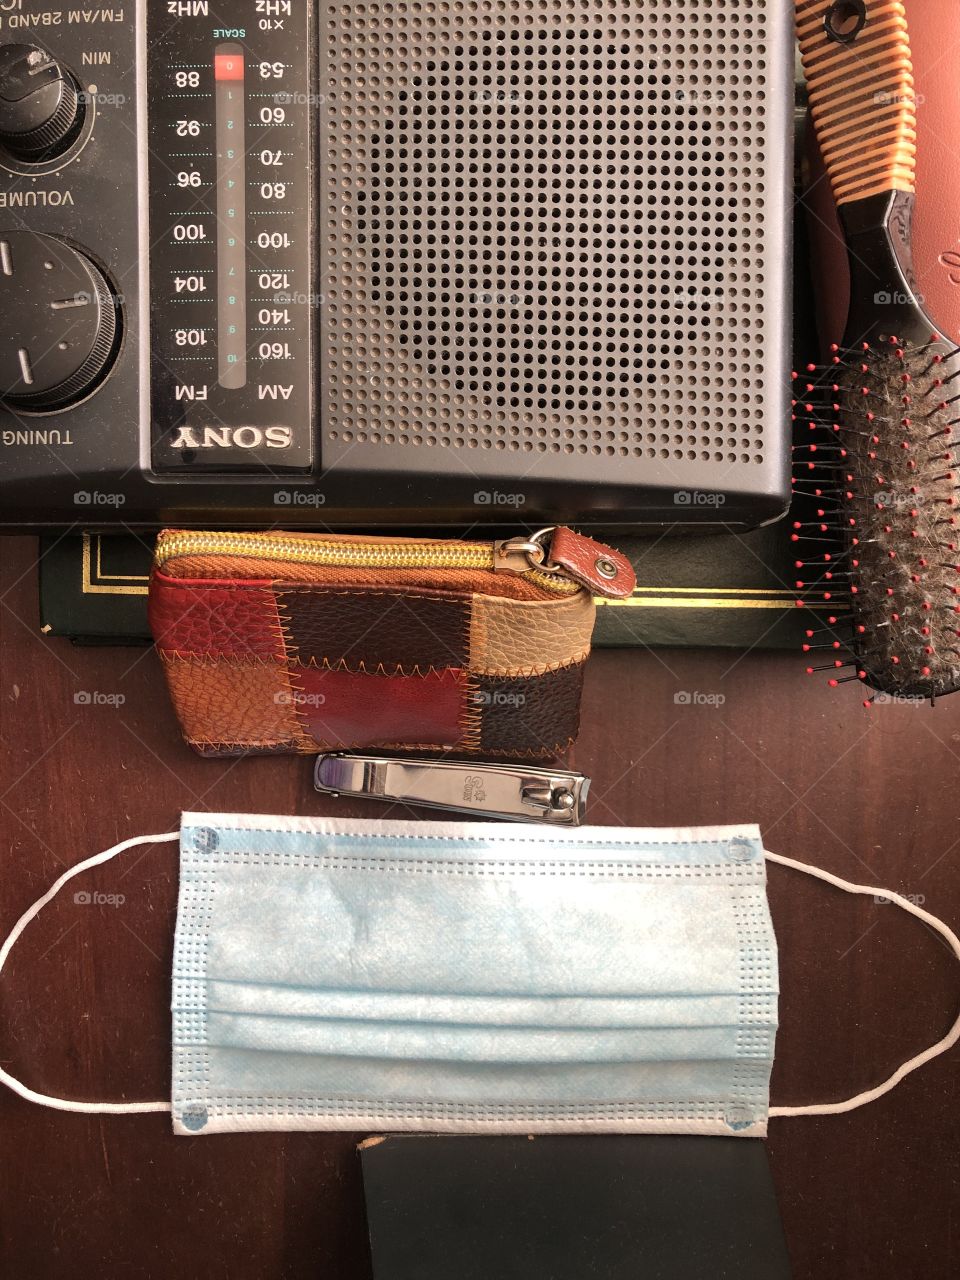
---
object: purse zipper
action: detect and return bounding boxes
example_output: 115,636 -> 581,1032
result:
153,527 -> 582,594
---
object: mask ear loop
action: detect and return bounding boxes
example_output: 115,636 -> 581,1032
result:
0,831 -> 179,1114
765,848 -> 960,1117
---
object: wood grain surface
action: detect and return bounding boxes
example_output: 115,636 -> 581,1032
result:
1,536 -> 958,1279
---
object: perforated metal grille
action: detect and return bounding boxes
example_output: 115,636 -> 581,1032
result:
320,1 -> 781,477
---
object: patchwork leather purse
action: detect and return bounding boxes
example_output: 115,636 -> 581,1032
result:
148,527 -> 634,758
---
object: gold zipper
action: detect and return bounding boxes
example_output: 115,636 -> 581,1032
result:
153,529 -> 580,595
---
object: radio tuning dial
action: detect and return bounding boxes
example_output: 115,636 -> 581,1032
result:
0,43 -> 84,161
0,231 -> 120,411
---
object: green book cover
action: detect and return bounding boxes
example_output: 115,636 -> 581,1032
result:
38,524 -> 829,651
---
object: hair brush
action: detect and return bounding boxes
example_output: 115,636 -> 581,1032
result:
793,0 -> 960,703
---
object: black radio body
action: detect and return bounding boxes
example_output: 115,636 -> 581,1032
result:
0,0 -> 792,531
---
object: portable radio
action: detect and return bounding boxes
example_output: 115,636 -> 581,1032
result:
0,0 -> 792,530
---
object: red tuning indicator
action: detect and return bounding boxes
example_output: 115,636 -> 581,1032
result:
214,52 -> 244,81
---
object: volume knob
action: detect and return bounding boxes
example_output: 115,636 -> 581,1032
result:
0,44 -> 84,161
0,232 -> 119,411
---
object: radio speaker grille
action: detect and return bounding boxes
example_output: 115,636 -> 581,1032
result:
319,0 -> 789,491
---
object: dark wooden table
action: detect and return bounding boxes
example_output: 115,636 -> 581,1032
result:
2,536 -> 958,1279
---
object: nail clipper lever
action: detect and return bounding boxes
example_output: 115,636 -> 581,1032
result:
313,754 -> 590,826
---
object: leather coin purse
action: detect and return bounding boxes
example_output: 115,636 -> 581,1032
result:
148,526 -> 634,758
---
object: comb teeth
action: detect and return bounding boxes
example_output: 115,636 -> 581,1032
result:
793,336 -> 960,701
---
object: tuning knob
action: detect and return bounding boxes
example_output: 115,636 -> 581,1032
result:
0,231 -> 119,411
0,44 -> 84,161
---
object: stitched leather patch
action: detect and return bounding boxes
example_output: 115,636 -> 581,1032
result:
475,661 -> 585,755
149,572 -> 286,660
160,655 -> 303,749
290,666 -> 466,748
469,590 -> 594,675
278,588 -> 469,672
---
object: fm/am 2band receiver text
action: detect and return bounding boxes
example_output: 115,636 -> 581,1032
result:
0,0 -> 793,530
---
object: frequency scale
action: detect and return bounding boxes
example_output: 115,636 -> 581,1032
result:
146,17 -> 314,472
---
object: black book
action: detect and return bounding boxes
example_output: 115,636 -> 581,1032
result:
37,523 -> 821,650
361,1134 -> 791,1280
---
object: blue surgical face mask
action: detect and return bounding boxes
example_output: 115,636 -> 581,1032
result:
170,816 -> 778,1137
1,815 -> 957,1135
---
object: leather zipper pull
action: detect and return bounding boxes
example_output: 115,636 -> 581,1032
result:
493,526 -> 635,598
544,526 -> 635,598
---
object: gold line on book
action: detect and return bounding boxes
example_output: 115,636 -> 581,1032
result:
595,595 -> 847,611
622,585 -> 796,596
81,534 -> 150,596
96,536 -> 152,582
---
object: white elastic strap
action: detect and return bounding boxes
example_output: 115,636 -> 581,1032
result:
0,831 -> 178,1115
765,848 -> 960,1117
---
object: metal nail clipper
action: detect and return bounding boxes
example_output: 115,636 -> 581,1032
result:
314,754 -> 589,826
